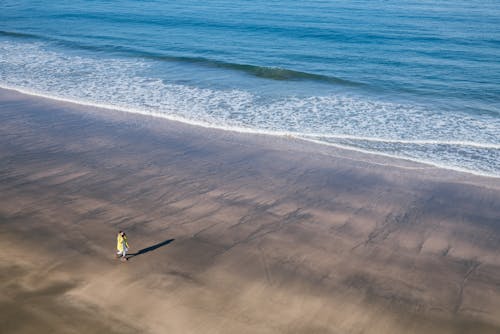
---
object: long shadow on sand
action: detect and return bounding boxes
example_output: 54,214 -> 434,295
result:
128,239 -> 175,259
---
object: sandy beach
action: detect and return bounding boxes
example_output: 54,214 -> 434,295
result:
1,87 -> 499,333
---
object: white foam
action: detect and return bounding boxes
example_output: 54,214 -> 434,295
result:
302,134 -> 500,149
297,137 -> 499,177
1,40 -> 499,178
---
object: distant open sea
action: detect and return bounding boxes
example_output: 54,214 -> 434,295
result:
1,0 -> 499,176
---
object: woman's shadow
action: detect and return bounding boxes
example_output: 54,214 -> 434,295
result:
127,238 -> 175,259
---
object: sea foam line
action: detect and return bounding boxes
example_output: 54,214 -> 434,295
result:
1,83 -> 499,179
298,136 -> 499,178
303,133 -> 500,149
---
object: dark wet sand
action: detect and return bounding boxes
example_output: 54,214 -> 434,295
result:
1,88 -> 499,333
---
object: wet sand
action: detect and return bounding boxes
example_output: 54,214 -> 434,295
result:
1,88 -> 499,333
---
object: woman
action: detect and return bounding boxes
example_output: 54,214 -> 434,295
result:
116,231 -> 129,261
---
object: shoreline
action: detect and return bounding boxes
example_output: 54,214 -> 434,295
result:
1,84 -> 497,179
1,87 -> 500,333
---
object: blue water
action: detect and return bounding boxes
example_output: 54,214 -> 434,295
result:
1,0 -> 499,176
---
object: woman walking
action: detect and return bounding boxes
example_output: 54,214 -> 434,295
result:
116,231 -> 129,262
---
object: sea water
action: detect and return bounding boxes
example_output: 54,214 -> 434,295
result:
1,0 -> 499,177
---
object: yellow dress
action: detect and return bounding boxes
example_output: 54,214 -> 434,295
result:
117,234 -> 129,252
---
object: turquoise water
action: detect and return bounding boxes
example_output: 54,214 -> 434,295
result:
1,0 -> 499,176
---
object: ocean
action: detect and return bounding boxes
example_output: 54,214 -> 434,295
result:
1,0 -> 499,177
